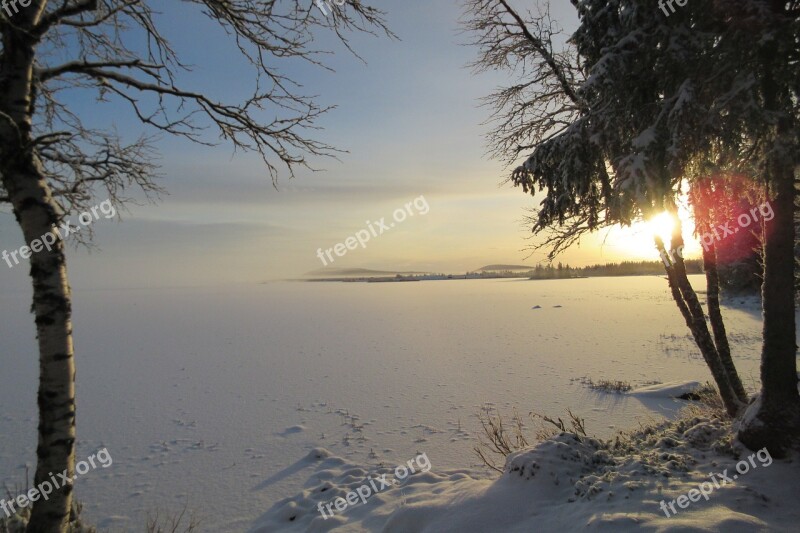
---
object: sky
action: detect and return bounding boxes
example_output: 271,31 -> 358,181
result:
0,0 -> 696,290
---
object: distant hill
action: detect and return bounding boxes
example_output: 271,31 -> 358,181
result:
305,268 -> 429,278
474,264 -> 532,272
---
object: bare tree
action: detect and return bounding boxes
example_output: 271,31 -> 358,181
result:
0,1 -> 392,531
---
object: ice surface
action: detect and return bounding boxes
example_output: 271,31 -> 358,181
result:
0,277 -> 771,531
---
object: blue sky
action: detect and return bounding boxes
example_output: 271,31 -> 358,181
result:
0,0 -> 668,290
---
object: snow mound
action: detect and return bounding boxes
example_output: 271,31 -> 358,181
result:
505,433 -> 612,489
256,414 -> 800,532
277,424 -> 308,437
629,380 -> 702,398
252,452 -> 463,532
305,447 -> 335,461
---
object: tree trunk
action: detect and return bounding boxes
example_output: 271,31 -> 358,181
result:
655,232 -> 743,417
5,166 -> 77,533
761,160 -> 800,405
737,22 -> 800,455
738,156 -> 800,455
702,243 -> 749,403
0,19 -> 76,533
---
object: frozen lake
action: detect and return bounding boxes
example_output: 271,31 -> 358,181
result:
0,277 -> 766,531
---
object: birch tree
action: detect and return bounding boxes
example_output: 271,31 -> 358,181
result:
464,0 -> 798,454
0,1 -> 391,531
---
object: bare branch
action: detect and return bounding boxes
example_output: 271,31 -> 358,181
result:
1,0 -> 393,223
34,0 -> 100,37
496,0 -> 584,109
463,0 -> 584,166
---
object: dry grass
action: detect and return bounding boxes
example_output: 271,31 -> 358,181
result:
474,407 -> 529,472
679,382 -> 728,419
533,410 -> 588,439
580,377 -> 633,393
0,499 -> 95,533
0,471 -> 197,533
474,406 -> 588,472
146,504 -> 200,533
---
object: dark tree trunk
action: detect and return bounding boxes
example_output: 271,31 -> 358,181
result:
737,25 -> 800,455
656,232 -> 744,417
738,160 -> 800,457
703,243 -> 749,403
761,161 -> 799,405
738,158 -> 800,455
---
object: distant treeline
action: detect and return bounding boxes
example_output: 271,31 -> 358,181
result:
527,259 -> 703,280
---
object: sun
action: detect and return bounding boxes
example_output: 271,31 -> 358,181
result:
595,206 -> 700,262
647,212 -> 676,246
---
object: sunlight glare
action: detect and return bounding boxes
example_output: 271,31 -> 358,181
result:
648,212 -> 676,246
595,203 -> 700,262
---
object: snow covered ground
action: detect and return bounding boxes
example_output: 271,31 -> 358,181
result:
258,409 -> 800,532
0,276 -> 779,531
